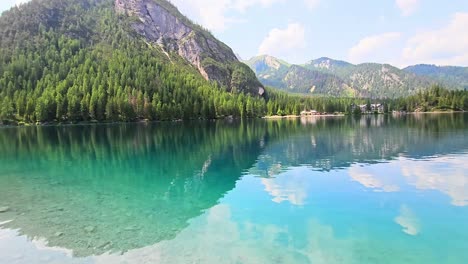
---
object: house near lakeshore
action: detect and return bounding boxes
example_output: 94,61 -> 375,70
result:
352,104 -> 385,113
301,110 -> 318,116
371,104 -> 384,113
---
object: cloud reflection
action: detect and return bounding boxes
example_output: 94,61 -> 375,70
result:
347,154 -> 468,207
261,167 -> 312,206
400,156 -> 468,207
394,205 -> 421,236
349,166 -> 400,192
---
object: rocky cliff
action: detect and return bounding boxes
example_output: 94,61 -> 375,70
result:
115,0 -> 264,95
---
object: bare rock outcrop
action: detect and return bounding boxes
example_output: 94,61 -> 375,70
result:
115,0 -> 264,95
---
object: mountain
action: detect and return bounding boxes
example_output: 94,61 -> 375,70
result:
282,65 -> 355,96
305,57 -> 354,74
404,64 -> 468,90
244,55 -> 291,88
0,0 -> 264,123
114,0 -> 263,95
246,55 -> 465,97
245,55 -> 357,96
246,55 -> 291,75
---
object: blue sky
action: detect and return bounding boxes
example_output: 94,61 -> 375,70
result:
2,0 -> 468,67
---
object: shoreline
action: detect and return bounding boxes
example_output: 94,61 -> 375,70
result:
0,111 -> 466,127
263,114 -> 345,119
408,111 -> 466,114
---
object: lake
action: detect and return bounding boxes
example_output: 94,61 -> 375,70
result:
0,114 -> 467,264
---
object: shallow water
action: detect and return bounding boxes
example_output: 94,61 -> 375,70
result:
0,114 -> 467,264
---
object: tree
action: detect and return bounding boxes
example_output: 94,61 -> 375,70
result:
0,97 -> 14,120
56,93 -> 66,120
353,106 -> 362,116
366,100 -> 371,112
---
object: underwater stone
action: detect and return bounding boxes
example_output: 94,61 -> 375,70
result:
0,206 -> 9,213
84,226 -> 96,233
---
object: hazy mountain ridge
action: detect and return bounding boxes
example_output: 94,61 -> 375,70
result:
404,64 -> 468,90
246,55 -> 466,97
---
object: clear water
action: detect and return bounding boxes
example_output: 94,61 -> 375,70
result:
0,114 -> 467,264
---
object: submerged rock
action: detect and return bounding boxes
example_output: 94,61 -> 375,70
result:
84,226 -> 96,233
0,206 -> 10,213
98,241 -> 112,249
124,226 -> 140,231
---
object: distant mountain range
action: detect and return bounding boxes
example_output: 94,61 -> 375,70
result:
404,64 -> 468,89
245,55 -> 468,97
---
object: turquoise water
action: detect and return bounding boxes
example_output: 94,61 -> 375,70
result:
0,114 -> 467,263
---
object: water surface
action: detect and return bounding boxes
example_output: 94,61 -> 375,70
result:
0,114 -> 467,263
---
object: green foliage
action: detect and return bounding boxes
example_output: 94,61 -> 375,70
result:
0,0 -> 267,123
247,56 -> 464,98
352,106 -> 362,116
264,85 -> 468,116
230,62 -> 261,94
389,85 -> 468,112
264,87 -> 360,115
404,64 -> 468,90
1,0 -> 466,124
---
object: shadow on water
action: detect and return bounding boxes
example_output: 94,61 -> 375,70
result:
0,114 -> 467,257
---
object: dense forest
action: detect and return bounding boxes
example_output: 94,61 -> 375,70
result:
389,85 -> 468,112
0,0 -> 269,123
0,0 -> 467,124
264,85 -> 468,116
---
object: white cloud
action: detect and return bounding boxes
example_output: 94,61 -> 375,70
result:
396,0 -> 420,16
348,32 -> 401,64
170,0 -> 233,31
170,0 -> 318,32
258,23 -> 307,58
304,0 -> 320,10
231,0 -> 285,12
401,12 -> 468,66
15,0 -> 30,6
349,12 -> 468,67
171,0 -> 284,31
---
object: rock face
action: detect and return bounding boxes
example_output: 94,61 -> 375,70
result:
115,0 -> 264,95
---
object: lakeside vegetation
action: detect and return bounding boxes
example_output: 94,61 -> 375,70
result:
2,82 -> 466,125
262,85 -> 467,117
0,0 -> 268,124
0,0 -> 467,125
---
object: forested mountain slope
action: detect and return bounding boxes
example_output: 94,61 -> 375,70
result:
404,64 -> 468,90
246,56 -> 464,98
0,0 -> 265,122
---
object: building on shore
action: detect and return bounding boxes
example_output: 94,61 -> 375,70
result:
300,110 -> 318,116
352,103 -> 385,113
